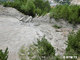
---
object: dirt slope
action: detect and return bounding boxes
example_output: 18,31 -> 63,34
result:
0,5 -> 79,60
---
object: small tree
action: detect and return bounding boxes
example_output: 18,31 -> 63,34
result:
21,0 -> 36,16
35,36 -> 55,57
0,48 -> 8,60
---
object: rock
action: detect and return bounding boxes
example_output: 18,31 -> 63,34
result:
33,13 -> 50,23
19,16 -> 33,23
0,5 -> 25,19
25,16 -> 32,23
56,29 -> 62,32
19,16 -> 25,21
71,0 -> 80,5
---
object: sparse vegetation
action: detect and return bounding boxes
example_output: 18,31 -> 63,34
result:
0,48 -> 8,60
53,24 -> 62,29
18,36 -> 78,60
19,36 -> 55,60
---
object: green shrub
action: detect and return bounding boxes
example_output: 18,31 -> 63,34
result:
19,37 -> 55,60
35,8 -> 42,16
35,36 -> 55,57
68,5 -> 80,24
3,1 -> 13,7
19,35 -> 79,60
53,24 -> 62,29
50,5 -> 80,24
21,0 -> 35,16
66,30 -> 80,56
0,48 -> 8,60
3,0 -> 21,10
50,5 -> 62,19
2,0 -> 50,17
34,0 -> 50,16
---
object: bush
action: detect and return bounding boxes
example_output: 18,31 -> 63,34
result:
2,0 -> 50,17
21,0 -> 35,16
19,37 -> 55,60
50,5 -> 80,24
68,5 -> 80,24
3,0 -> 21,10
0,48 -> 8,60
35,36 -> 55,57
35,8 -> 42,16
50,6 -> 61,19
66,30 -> 80,56
53,24 -> 62,29
3,1 -> 13,7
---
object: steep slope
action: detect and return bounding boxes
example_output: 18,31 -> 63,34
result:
0,5 -> 79,60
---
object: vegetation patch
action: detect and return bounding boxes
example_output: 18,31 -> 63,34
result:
53,24 -> 62,29
18,36 -> 78,60
50,5 -> 80,24
19,36 -> 55,60
65,30 -> 80,56
2,0 -> 50,17
0,48 -> 8,60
